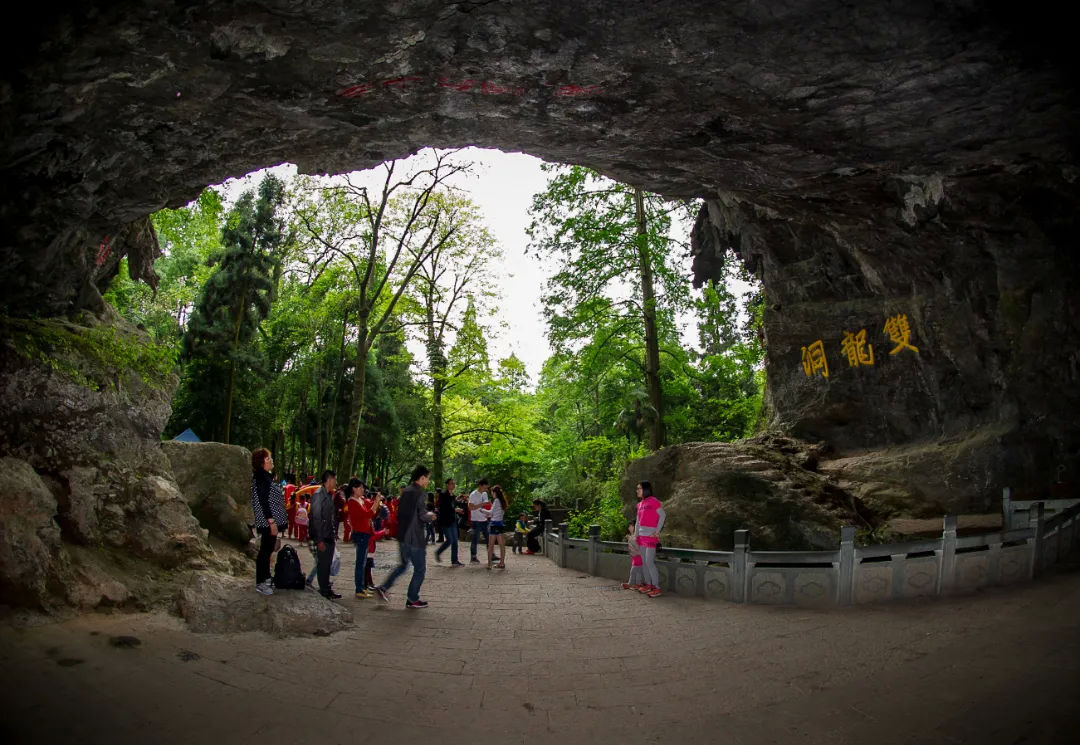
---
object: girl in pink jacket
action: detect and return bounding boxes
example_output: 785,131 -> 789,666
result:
633,481 -> 666,598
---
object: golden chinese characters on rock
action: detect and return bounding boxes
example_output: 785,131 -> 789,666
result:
801,314 -> 919,380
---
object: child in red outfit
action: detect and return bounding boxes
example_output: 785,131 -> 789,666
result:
365,528 -> 390,590
285,483 -> 298,539
295,499 -> 309,542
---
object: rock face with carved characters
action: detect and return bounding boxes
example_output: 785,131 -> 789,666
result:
0,1 -> 1077,561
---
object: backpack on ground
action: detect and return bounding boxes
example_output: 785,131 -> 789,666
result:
273,545 -> 305,590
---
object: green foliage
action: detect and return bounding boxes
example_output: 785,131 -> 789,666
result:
526,165 -> 693,350
1,315 -> 177,391
170,175 -> 288,443
105,189 -> 225,347
95,156 -> 766,523
567,479 -> 629,541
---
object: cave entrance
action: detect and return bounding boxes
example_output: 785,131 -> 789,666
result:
108,144 -> 762,495
2,0 -> 1077,584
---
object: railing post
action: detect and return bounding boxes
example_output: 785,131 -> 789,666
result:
1072,506 -> 1080,556
890,553 -> 907,599
558,522 -> 569,568
838,525 -> 856,606
587,524 -> 601,576
732,529 -> 749,603
1002,486 -> 1012,530
1028,502 -> 1044,578
543,519 -> 553,558
939,514 -> 958,595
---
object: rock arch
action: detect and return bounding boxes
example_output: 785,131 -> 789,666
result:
1,0 -> 1077,552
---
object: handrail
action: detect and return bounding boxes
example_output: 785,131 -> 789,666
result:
749,550 -> 840,565
540,489 -> 1078,606
856,539 -> 942,559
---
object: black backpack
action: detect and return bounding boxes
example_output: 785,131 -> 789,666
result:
273,545 -> 305,590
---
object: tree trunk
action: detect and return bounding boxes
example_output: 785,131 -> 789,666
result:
337,313 -> 370,476
297,387 -> 309,478
426,302 -> 448,487
284,430 -> 291,474
324,307 -> 350,472
432,378 -> 446,486
315,370 -> 325,473
634,187 -> 665,451
223,282 -> 250,445
298,432 -> 307,480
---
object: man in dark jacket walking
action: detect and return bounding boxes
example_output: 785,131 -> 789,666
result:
434,477 -> 465,566
309,469 -> 341,599
374,464 -> 435,608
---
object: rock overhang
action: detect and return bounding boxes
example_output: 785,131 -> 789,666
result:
0,0 -> 1077,511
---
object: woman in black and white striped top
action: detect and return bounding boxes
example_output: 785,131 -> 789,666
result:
251,448 -> 287,595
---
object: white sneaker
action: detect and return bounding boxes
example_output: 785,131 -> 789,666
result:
255,581 -> 274,596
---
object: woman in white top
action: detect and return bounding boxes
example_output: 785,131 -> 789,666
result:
485,485 -> 508,569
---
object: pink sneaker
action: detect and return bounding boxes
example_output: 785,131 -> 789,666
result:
647,587 -> 662,598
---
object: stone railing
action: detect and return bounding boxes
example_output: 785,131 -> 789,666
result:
1001,486 -> 1080,530
539,493 -> 1080,606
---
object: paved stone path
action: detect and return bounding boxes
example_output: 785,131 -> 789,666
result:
3,538 -> 1079,745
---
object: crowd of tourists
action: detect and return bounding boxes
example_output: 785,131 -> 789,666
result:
249,448 -> 598,609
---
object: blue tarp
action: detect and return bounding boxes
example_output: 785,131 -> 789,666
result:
173,428 -> 201,442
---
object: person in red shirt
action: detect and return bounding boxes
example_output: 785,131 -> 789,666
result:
385,495 -> 399,539
284,477 -> 298,539
347,479 -> 381,598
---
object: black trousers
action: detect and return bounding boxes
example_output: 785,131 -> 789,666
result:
317,540 -> 335,595
256,527 -> 275,584
526,526 -> 543,553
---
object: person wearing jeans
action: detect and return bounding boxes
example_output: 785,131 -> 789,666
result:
375,465 -> 435,608
346,479 -> 380,598
434,478 -> 464,565
468,479 -> 490,562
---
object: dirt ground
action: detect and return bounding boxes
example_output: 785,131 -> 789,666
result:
2,537 -> 1078,745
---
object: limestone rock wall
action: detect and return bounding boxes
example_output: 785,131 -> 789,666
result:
621,436 -> 861,551
691,167 -> 1080,514
0,313 -> 211,609
161,441 -> 254,547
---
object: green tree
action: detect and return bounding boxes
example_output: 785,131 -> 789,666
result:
410,192 -> 500,486
294,150 -> 471,476
527,165 -> 692,451
179,175 -> 288,443
105,189 -> 225,348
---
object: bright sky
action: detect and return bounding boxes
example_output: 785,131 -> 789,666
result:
214,147 -> 740,386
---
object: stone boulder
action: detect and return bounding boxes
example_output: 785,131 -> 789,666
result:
178,572 -> 353,636
621,436 -> 865,551
0,313 -> 211,611
62,548 -> 133,609
162,441 -> 254,546
0,457 -> 67,608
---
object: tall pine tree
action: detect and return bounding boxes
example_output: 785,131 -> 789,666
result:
180,175 -> 287,444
